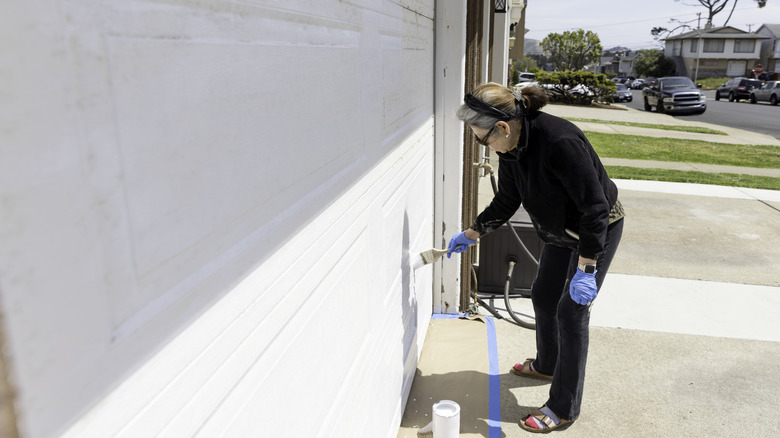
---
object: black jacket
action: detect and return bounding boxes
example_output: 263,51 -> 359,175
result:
472,111 -> 618,259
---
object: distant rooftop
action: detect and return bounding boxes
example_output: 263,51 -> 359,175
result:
665,25 -> 770,40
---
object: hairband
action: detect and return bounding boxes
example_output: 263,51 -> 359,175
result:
464,92 -> 526,121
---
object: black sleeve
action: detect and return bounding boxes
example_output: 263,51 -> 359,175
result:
546,136 -> 610,259
471,157 -> 522,236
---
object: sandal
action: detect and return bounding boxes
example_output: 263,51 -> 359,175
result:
519,406 -> 574,433
510,358 -> 553,381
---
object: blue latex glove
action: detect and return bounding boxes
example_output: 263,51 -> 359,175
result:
446,231 -> 476,258
569,268 -> 598,305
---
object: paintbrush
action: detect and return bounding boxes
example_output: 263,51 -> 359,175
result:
411,248 -> 449,270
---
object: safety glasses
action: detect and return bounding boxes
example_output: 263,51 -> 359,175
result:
474,125 -> 496,146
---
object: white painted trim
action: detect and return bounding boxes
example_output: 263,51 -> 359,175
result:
481,0 -> 491,81
491,7 -> 510,85
434,0 -> 467,313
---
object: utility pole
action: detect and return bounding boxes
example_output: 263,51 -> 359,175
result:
694,13 -> 702,84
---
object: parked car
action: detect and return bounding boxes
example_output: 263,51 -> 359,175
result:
749,80 -> 780,105
630,78 -> 645,89
715,77 -> 761,102
642,76 -> 706,114
516,72 -> 536,83
513,80 -> 539,90
612,83 -> 633,102
641,77 -> 658,89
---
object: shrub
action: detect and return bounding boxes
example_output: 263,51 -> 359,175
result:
535,70 -> 617,105
697,76 -> 730,90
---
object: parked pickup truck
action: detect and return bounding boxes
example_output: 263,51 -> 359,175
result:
642,76 -> 706,114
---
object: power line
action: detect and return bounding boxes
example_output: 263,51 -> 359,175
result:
529,4 -> 779,33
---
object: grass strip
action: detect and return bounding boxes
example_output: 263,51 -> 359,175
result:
585,131 -> 780,169
605,166 -> 780,191
567,117 -> 727,135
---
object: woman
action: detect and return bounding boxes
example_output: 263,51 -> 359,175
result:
446,83 -> 624,433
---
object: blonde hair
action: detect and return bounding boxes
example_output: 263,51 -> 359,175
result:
456,82 -> 547,129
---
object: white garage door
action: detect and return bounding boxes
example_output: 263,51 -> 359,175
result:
727,60 -> 747,76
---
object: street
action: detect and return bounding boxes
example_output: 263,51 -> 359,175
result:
625,89 -> 780,140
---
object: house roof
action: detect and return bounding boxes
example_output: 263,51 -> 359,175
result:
756,24 -> 780,36
665,25 -> 769,40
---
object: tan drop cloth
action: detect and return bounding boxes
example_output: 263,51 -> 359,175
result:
397,315 -> 493,437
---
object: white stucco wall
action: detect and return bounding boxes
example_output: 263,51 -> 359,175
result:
1,0 -> 437,436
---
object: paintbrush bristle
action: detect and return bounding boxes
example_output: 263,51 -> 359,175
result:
411,254 -> 426,270
418,248 -> 448,265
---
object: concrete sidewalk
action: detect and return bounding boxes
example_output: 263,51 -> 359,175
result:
475,103 -> 780,437
601,157 -> 780,178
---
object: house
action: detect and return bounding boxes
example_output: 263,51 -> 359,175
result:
664,25 -> 769,79
591,52 -> 637,77
756,24 -> 780,76
0,1 -> 520,437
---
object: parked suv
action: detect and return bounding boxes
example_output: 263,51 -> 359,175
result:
749,81 -> 780,105
642,76 -> 706,114
715,77 -> 761,102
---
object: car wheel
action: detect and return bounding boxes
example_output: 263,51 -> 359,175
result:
715,91 -> 721,101
643,97 -> 651,111
771,95 -> 778,106
729,92 -> 735,102
750,95 -> 757,104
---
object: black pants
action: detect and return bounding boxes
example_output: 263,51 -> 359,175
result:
530,219 -> 624,421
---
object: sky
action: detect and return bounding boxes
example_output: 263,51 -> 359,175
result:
523,0 -> 780,51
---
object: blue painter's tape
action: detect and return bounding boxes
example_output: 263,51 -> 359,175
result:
429,313 -> 502,435
431,313 -> 468,319
485,316 -> 502,437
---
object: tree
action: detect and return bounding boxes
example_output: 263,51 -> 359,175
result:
654,1 -> 769,39
514,57 -> 539,73
720,0 -> 768,26
677,0 -> 769,26
527,53 -> 552,71
633,50 -> 677,78
535,70 -> 616,105
540,29 -> 603,71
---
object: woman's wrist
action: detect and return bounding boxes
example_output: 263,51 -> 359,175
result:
578,256 -> 597,266
464,228 -> 481,241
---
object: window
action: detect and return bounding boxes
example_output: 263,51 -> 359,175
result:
690,39 -> 698,53
733,39 -> 755,53
703,39 -> 725,53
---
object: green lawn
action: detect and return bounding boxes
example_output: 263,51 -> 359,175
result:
585,131 -> 780,169
605,166 -> 780,191
587,131 -> 780,189
567,117 -> 727,135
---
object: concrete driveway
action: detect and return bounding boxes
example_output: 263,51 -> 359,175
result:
482,103 -> 780,437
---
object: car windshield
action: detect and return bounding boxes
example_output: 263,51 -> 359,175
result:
616,84 -> 627,90
661,77 -> 695,90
